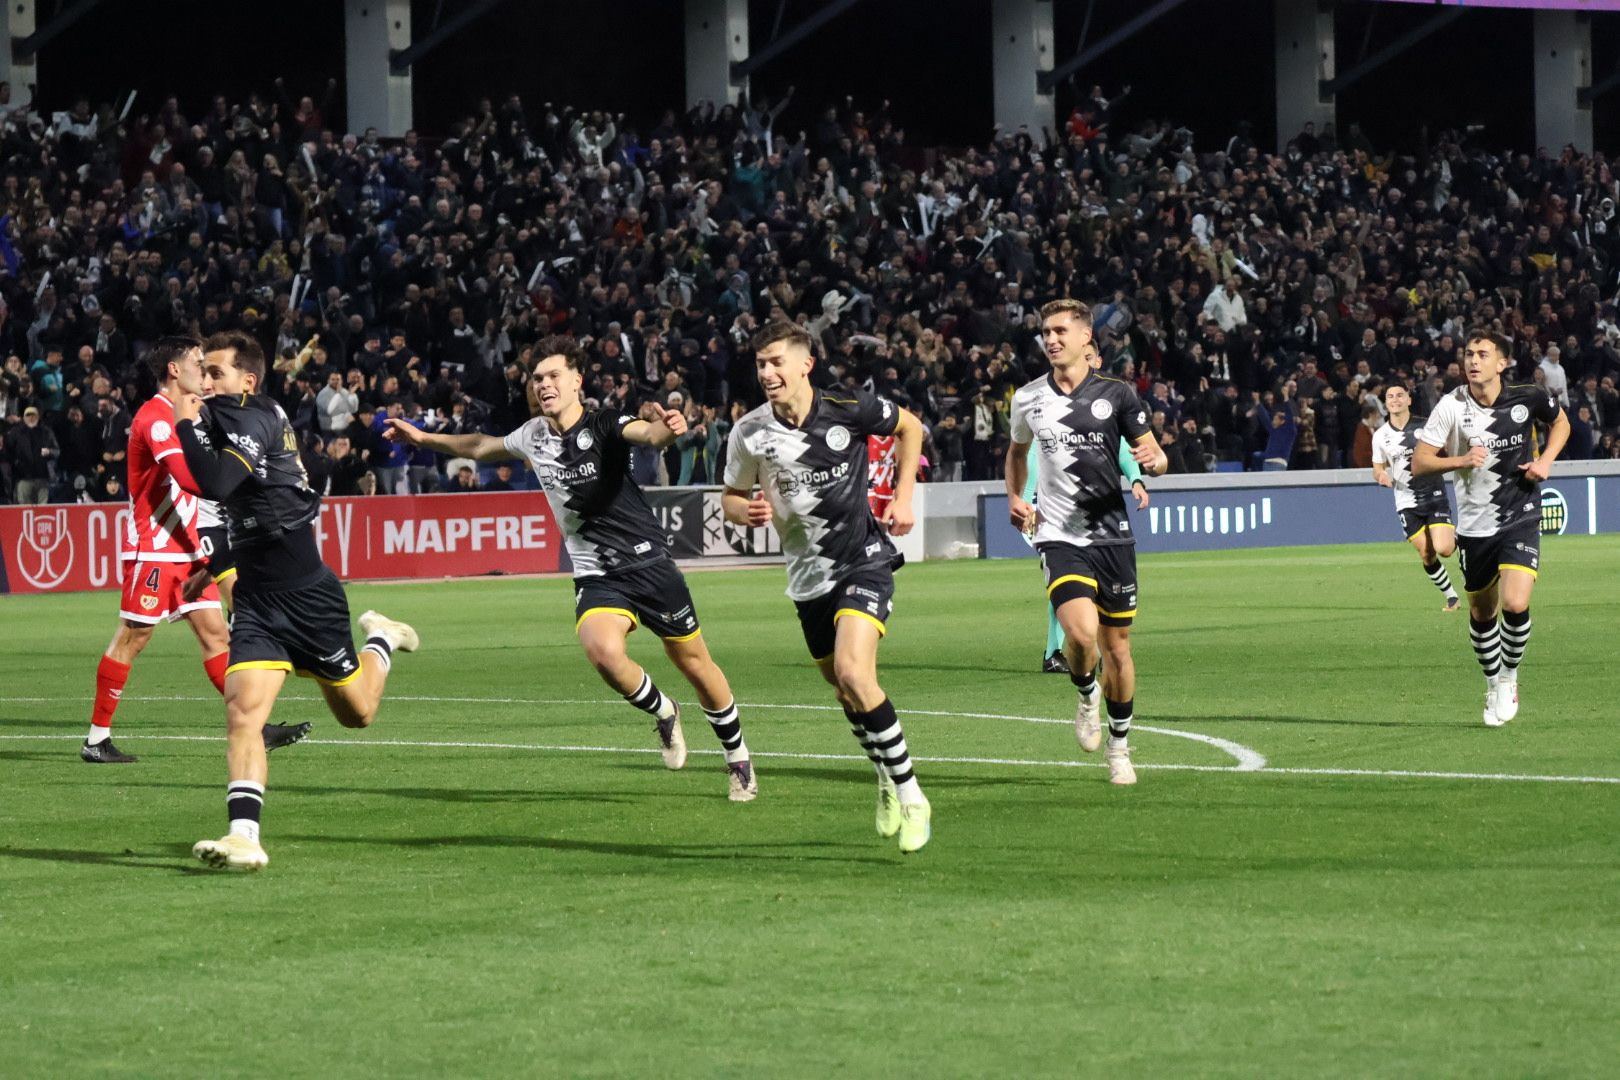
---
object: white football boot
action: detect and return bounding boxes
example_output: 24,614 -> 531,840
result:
1493,669 -> 1520,723
1482,678 -> 1506,727
359,610 -> 420,653
192,833 -> 269,872
1074,682 -> 1103,753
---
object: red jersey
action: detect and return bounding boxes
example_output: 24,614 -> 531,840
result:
867,434 -> 897,515
121,392 -> 209,563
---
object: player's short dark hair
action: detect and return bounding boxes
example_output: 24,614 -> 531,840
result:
533,334 -> 584,372
146,335 -> 203,382
1040,298 -> 1093,325
203,330 -> 266,386
1465,328 -> 1512,359
1379,382 -> 1411,403
751,319 -> 814,354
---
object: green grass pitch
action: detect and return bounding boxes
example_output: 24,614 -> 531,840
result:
3,538 -> 1617,1077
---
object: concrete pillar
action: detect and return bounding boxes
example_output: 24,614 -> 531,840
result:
345,0 -> 413,137
1533,10 -> 1591,154
991,0 -> 1055,138
685,0 -> 747,109
0,0 -> 37,103
1274,0 -> 1335,153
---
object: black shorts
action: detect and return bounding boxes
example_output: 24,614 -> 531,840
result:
1397,505 -> 1454,540
1457,517 -> 1542,595
574,559 -> 701,641
1039,541 -> 1138,626
227,567 -> 361,686
794,566 -> 895,661
198,525 -> 236,582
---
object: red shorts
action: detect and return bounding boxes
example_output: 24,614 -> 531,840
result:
119,558 -> 222,624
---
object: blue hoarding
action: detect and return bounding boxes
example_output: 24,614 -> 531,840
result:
978,475 -> 1620,558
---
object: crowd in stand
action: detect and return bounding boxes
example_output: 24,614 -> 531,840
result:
4,75 -> 1620,505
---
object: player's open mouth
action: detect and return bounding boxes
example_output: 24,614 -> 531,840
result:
761,380 -> 785,394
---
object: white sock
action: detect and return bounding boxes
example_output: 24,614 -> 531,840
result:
229,818 -> 260,843
85,724 -> 110,745
894,777 -> 924,804
725,740 -> 750,765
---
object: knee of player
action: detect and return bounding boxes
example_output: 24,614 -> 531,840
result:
580,637 -> 626,673
334,708 -> 375,729
832,665 -> 878,703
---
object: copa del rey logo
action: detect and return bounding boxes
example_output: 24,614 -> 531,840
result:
15,508 -> 74,589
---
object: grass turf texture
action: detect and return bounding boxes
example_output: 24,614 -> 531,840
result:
2,537 -> 1617,1077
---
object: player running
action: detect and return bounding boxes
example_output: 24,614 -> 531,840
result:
1028,342 -> 1148,673
1006,299 -> 1167,785
1371,383 -> 1461,612
1414,329 -> 1568,727
383,336 -> 759,801
723,320 -> 931,853
81,336 -> 306,764
177,331 -> 419,870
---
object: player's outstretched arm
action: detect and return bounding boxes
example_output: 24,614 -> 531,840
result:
881,409 -> 922,537
382,418 -> 517,463
1412,439 -> 1482,477
621,406 -> 687,449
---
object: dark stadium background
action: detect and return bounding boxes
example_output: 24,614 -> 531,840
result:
33,0 -> 1620,151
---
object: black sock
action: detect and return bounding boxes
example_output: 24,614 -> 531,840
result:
844,706 -> 885,773
703,700 -> 745,757
857,698 -> 917,789
1469,616 -> 1501,679
624,671 -> 672,719
227,780 -> 263,840
1423,560 -> 1456,597
1500,607 -> 1532,670
1070,665 -> 1096,694
1105,697 -> 1133,744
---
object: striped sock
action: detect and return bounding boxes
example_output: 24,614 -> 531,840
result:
1500,608 -> 1532,670
703,700 -> 748,763
844,707 -> 886,777
1105,696 -> 1133,748
227,779 -> 264,843
361,635 -> 393,673
860,699 -> 923,803
1469,616 -> 1502,680
624,671 -> 675,720
1424,560 -> 1457,599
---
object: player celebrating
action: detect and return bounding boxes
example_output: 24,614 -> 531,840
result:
383,336 -> 759,801
176,331 -> 419,870
82,336 -> 305,764
722,320 -> 930,852
1414,330 -> 1568,726
1028,342 -> 1148,673
1371,383 -> 1461,612
1006,299 -> 1167,785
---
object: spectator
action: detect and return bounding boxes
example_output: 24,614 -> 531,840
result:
370,402 -> 411,494
317,370 -> 358,435
1540,345 -> 1570,408
6,404 -> 57,502
484,462 -> 517,491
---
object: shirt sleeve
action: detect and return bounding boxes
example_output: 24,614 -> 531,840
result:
593,408 -> 636,445
856,392 -> 900,438
1118,385 -> 1153,443
1009,391 -> 1033,444
1417,401 -> 1454,449
1371,429 -> 1389,466
1531,388 -> 1560,424
723,421 -> 757,490
502,419 -> 535,460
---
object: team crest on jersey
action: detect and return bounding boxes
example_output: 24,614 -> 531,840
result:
825,425 -> 850,451
1510,404 -> 1529,424
1091,399 -> 1114,420
151,420 -> 172,443
140,595 -> 159,611
576,429 -> 594,450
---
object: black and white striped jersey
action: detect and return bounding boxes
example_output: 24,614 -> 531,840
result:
724,389 -> 900,601
1418,384 -> 1561,537
1009,371 -> 1152,548
1372,417 -> 1449,512
503,409 -> 668,577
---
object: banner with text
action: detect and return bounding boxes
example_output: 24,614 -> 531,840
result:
979,475 -> 1620,558
0,492 -> 563,595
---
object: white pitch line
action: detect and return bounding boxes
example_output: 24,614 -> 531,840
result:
3,733 -> 1618,785
0,695 -> 1267,771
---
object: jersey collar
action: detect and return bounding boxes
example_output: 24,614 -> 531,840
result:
771,387 -> 820,432
1046,367 -> 1093,398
